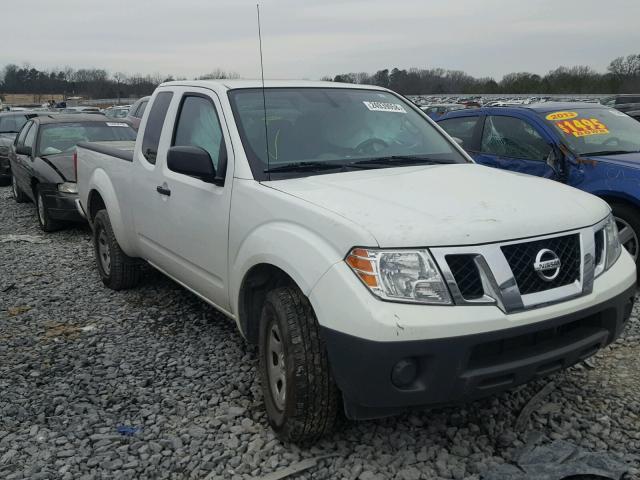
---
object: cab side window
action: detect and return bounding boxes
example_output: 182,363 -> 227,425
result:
481,116 -> 552,161
438,116 -> 480,149
141,92 -> 173,164
172,95 -> 226,172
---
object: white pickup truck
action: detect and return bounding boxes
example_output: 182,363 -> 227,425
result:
76,80 -> 636,442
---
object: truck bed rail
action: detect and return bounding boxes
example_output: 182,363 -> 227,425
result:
77,142 -> 134,162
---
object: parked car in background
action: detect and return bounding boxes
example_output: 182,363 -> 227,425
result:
438,103 -> 640,269
60,106 -> 103,115
104,106 -> 130,119
9,115 -> 136,231
601,94 -> 640,106
420,103 -> 466,119
627,110 -> 640,122
76,81 -> 635,442
123,96 -> 150,130
612,102 -> 640,114
0,111 -> 52,184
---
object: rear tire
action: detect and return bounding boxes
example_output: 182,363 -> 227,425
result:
258,286 -> 339,443
611,203 -> 640,271
93,209 -> 142,290
35,187 -> 63,232
12,175 -> 28,203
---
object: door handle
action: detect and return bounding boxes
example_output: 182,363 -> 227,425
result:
156,185 -> 171,196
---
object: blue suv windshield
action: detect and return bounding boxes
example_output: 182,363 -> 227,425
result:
539,107 -> 640,156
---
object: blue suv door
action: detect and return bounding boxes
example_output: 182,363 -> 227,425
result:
475,113 -> 560,179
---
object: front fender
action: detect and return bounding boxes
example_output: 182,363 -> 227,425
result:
87,169 -> 137,257
229,221 -> 344,316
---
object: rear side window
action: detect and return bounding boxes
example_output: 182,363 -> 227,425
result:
24,123 -> 37,149
172,95 -> 226,171
135,100 -> 148,118
438,116 -> 480,149
0,115 -> 28,133
16,121 -> 33,146
141,93 -> 173,164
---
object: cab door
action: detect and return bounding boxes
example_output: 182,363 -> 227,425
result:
475,114 -> 559,179
142,88 -> 234,311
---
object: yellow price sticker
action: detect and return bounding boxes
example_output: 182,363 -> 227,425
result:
546,111 -> 578,121
555,118 -> 609,137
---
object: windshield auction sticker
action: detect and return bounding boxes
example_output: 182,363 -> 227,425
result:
546,111 -> 578,121
554,118 -> 609,137
106,122 -> 129,127
363,101 -> 407,113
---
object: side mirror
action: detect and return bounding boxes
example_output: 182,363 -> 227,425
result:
16,145 -> 32,156
167,146 -> 218,183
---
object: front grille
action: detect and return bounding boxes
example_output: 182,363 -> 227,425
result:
594,229 -> 604,267
446,255 -> 483,299
468,312 -> 608,370
501,234 -> 581,295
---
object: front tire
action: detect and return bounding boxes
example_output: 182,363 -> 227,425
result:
12,175 -> 28,203
611,203 -> 640,269
35,187 -> 62,232
259,286 -> 339,443
93,209 -> 142,290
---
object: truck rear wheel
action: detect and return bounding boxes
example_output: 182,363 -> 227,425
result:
611,203 -> 640,268
93,209 -> 142,290
259,286 -> 339,443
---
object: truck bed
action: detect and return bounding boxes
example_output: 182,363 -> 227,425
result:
77,140 -> 135,162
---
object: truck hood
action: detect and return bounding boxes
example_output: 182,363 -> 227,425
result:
267,164 -> 609,247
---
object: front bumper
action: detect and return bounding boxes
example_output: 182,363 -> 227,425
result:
40,187 -> 85,223
309,251 -> 636,420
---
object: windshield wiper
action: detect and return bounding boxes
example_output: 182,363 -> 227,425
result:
352,155 -> 458,167
264,161 -> 349,173
580,150 -> 640,156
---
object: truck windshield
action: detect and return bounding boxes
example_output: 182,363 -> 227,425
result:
38,122 -> 136,156
228,87 -> 468,179
539,108 -> 640,156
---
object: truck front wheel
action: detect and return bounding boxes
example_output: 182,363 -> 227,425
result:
259,286 -> 340,442
93,209 -> 142,290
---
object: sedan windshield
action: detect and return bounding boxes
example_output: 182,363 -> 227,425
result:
228,88 -> 468,179
539,108 -> 640,156
38,122 -> 136,156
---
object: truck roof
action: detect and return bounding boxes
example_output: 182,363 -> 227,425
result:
159,79 -> 385,91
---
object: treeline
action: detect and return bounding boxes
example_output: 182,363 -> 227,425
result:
2,54 -> 640,98
327,54 -> 640,95
0,65 -> 240,99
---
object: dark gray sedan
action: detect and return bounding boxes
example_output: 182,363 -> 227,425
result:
9,115 -> 136,231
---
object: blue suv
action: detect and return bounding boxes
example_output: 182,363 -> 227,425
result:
438,103 -> 640,270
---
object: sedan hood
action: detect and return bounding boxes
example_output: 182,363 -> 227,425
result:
267,164 -> 609,247
41,153 -> 75,182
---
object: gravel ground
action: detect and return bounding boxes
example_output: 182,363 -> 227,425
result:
1,184 -> 639,480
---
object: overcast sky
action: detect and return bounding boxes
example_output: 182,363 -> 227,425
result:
4,0 -> 640,80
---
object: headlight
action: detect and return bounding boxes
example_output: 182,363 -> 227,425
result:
57,182 -> 78,194
346,248 -> 452,305
604,214 -> 621,270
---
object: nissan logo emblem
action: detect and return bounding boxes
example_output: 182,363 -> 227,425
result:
533,249 -> 561,281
